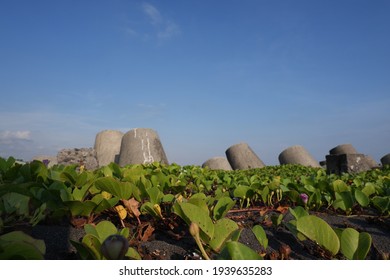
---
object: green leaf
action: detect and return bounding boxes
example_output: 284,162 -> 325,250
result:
333,179 -> 350,192
289,206 -> 309,220
230,229 -> 242,242
118,227 -> 130,238
0,241 -> 45,260
354,189 -> 370,207
361,182 -> 376,197
296,215 -> 340,256
60,170 -> 78,185
333,192 -> 354,213
29,203 -> 47,226
64,200 -> 97,217
72,183 -> 91,201
173,202 -> 214,241
101,166 -> 113,177
94,177 -> 132,200
218,241 -> 262,260
209,218 -> 239,252
140,201 -> 160,219
252,225 -> 268,249
162,193 -> 175,203
261,186 -> 270,203
125,247 -> 142,260
146,186 -> 164,205
69,240 -> 94,260
372,196 -> 390,214
0,231 -> 46,260
271,213 -> 283,227
108,162 -> 123,179
213,197 -> 235,220
187,193 -> 209,214
92,196 -> 120,214
0,182 -> 36,197
1,192 -> 30,216
30,160 -> 49,182
95,220 -> 119,242
340,228 -> 372,260
84,224 -> 98,238
81,234 -> 102,260
233,185 -> 251,198
286,220 -> 307,241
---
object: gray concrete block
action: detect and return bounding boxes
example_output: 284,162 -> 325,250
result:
118,128 -> 169,166
326,154 -> 374,174
329,144 -> 358,155
202,157 -> 232,171
225,142 -> 265,170
278,145 -> 320,167
364,155 -> 379,169
94,130 -> 124,167
381,153 -> 390,166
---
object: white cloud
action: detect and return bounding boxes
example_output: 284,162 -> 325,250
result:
0,130 -> 31,141
142,3 -> 163,25
141,2 -> 181,40
158,20 -> 180,39
0,111 -> 101,161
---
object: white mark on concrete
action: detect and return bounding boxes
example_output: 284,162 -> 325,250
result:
142,134 -> 154,164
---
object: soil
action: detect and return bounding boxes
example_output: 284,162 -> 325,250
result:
30,208 -> 390,260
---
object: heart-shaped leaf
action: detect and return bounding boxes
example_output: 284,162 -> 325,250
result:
218,241 -> 262,260
340,228 -> 372,260
209,218 -> 238,252
296,215 -> 340,256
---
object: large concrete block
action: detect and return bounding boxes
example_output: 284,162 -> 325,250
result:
118,128 -> 169,166
94,130 -> 124,167
381,153 -> 390,166
225,142 -> 265,170
278,145 -> 320,167
202,157 -> 232,171
329,144 -> 358,155
326,154 -> 374,175
364,155 -> 379,169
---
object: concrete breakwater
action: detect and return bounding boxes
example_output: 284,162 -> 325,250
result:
32,129 -> 387,174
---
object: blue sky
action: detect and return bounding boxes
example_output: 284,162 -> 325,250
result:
1,0 -> 389,166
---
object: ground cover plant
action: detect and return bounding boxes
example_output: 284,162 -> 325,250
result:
0,156 -> 389,260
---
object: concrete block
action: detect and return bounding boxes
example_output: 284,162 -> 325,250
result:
329,144 -> 358,155
118,128 -> 169,166
381,153 -> 390,166
278,145 -> 320,167
225,142 -> 265,170
94,130 -> 124,167
326,154 -> 373,174
202,157 -> 232,170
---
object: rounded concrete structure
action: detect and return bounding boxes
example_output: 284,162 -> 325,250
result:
365,155 -> 379,169
202,157 -> 232,171
278,145 -> 320,167
94,130 -> 124,167
329,144 -> 358,155
118,128 -> 169,166
381,153 -> 390,166
225,142 -> 265,170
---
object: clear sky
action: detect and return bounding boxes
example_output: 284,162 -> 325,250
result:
1,0 -> 389,166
